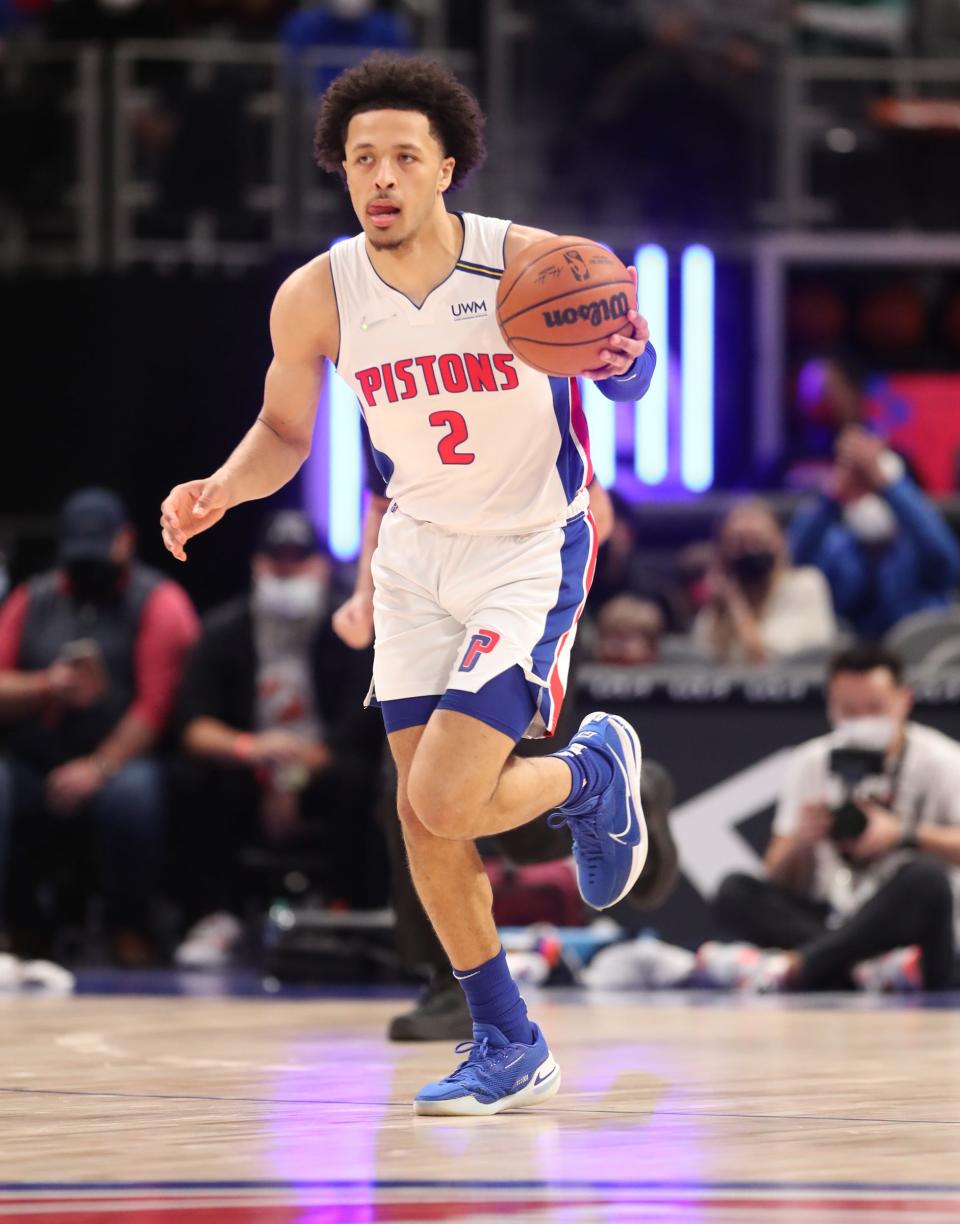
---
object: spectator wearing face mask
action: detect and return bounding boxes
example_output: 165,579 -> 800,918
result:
691,498 -> 838,664
789,427 -> 960,639
0,488 -> 199,963
173,509 -> 384,968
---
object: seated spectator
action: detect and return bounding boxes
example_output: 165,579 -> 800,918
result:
710,644 -> 959,991
174,510 -> 384,968
594,595 -> 664,665
691,499 -> 837,663
790,426 -> 960,639
0,488 -> 199,963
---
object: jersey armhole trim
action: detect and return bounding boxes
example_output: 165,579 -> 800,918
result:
329,245 -> 343,369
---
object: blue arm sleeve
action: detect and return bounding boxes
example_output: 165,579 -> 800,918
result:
596,343 -> 657,403
884,478 -> 960,587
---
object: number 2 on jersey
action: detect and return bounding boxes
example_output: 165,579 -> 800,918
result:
429,410 -> 475,466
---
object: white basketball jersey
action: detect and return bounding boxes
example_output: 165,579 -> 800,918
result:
329,212 -> 592,535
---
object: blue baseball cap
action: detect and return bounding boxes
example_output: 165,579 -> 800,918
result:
59,487 -> 129,564
257,510 -> 320,559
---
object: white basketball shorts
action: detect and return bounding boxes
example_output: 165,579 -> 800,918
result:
368,502 -> 598,740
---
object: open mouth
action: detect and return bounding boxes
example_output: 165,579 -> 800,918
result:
367,201 -> 401,229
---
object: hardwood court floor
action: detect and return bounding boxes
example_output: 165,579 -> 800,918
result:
1,986 -> 959,1222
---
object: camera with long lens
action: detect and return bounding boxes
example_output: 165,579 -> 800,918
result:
827,746 -> 886,841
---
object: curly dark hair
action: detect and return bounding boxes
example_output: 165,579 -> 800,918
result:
313,53 -> 486,191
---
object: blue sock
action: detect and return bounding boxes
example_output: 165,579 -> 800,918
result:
551,741 -> 614,806
452,947 -> 534,1045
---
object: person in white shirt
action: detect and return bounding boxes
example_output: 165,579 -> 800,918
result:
711,644 -> 959,990
692,498 -> 838,664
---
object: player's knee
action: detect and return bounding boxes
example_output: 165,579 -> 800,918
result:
406,761 -> 477,840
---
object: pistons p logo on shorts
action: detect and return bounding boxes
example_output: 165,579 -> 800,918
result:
458,629 -> 501,673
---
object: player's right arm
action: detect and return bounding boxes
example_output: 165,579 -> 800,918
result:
160,256 -> 338,562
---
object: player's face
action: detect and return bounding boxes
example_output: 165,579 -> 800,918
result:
343,109 -> 454,250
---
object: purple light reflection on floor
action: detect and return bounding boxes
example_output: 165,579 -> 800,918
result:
264,1037 -> 391,1209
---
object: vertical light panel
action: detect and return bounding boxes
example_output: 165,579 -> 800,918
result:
327,360 -> 362,559
580,376 -> 615,488
681,244 -> 715,492
634,244 -> 668,485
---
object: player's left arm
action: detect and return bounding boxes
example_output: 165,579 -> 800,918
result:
504,224 -> 655,396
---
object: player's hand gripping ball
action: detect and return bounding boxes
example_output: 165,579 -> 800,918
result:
496,236 -> 646,378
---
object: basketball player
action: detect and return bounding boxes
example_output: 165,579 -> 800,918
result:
160,54 -> 660,1116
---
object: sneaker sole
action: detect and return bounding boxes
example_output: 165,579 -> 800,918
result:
413,1054 -> 562,1117
581,711 -> 649,910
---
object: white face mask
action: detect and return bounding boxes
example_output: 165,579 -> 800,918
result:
253,573 -> 325,622
830,715 -> 899,754
328,0 -> 373,18
843,494 -> 897,544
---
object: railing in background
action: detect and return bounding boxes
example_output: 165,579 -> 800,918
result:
1,41 -> 483,272
773,57 -> 960,230
111,40 -> 284,268
7,41 -> 960,270
0,44 -> 101,271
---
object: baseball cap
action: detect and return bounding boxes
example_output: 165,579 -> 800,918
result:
59,487 -> 129,564
257,510 -> 319,559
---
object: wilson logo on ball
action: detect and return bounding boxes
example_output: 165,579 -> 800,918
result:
542,292 -> 631,330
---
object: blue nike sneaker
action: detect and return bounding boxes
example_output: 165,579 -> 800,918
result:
548,711 -> 647,910
413,1022 -> 561,1116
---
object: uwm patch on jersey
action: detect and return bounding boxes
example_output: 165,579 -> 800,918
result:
330,212 -> 592,535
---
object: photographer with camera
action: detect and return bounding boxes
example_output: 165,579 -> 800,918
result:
709,644 -> 960,991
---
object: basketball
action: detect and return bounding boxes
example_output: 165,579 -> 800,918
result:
496,235 -> 635,376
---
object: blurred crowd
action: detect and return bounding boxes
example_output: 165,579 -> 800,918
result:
0,493 -> 386,972
588,369 -> 960,668
3,363 -> 960,987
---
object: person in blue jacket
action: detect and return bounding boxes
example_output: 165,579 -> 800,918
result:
790,426 -> 960,639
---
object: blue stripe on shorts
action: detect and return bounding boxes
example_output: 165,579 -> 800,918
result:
379,667 -> 535,742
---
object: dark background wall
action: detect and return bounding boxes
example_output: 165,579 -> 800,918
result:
1,264 -> 315,609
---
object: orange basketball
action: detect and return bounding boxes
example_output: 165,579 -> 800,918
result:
496,236 -> 635,377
